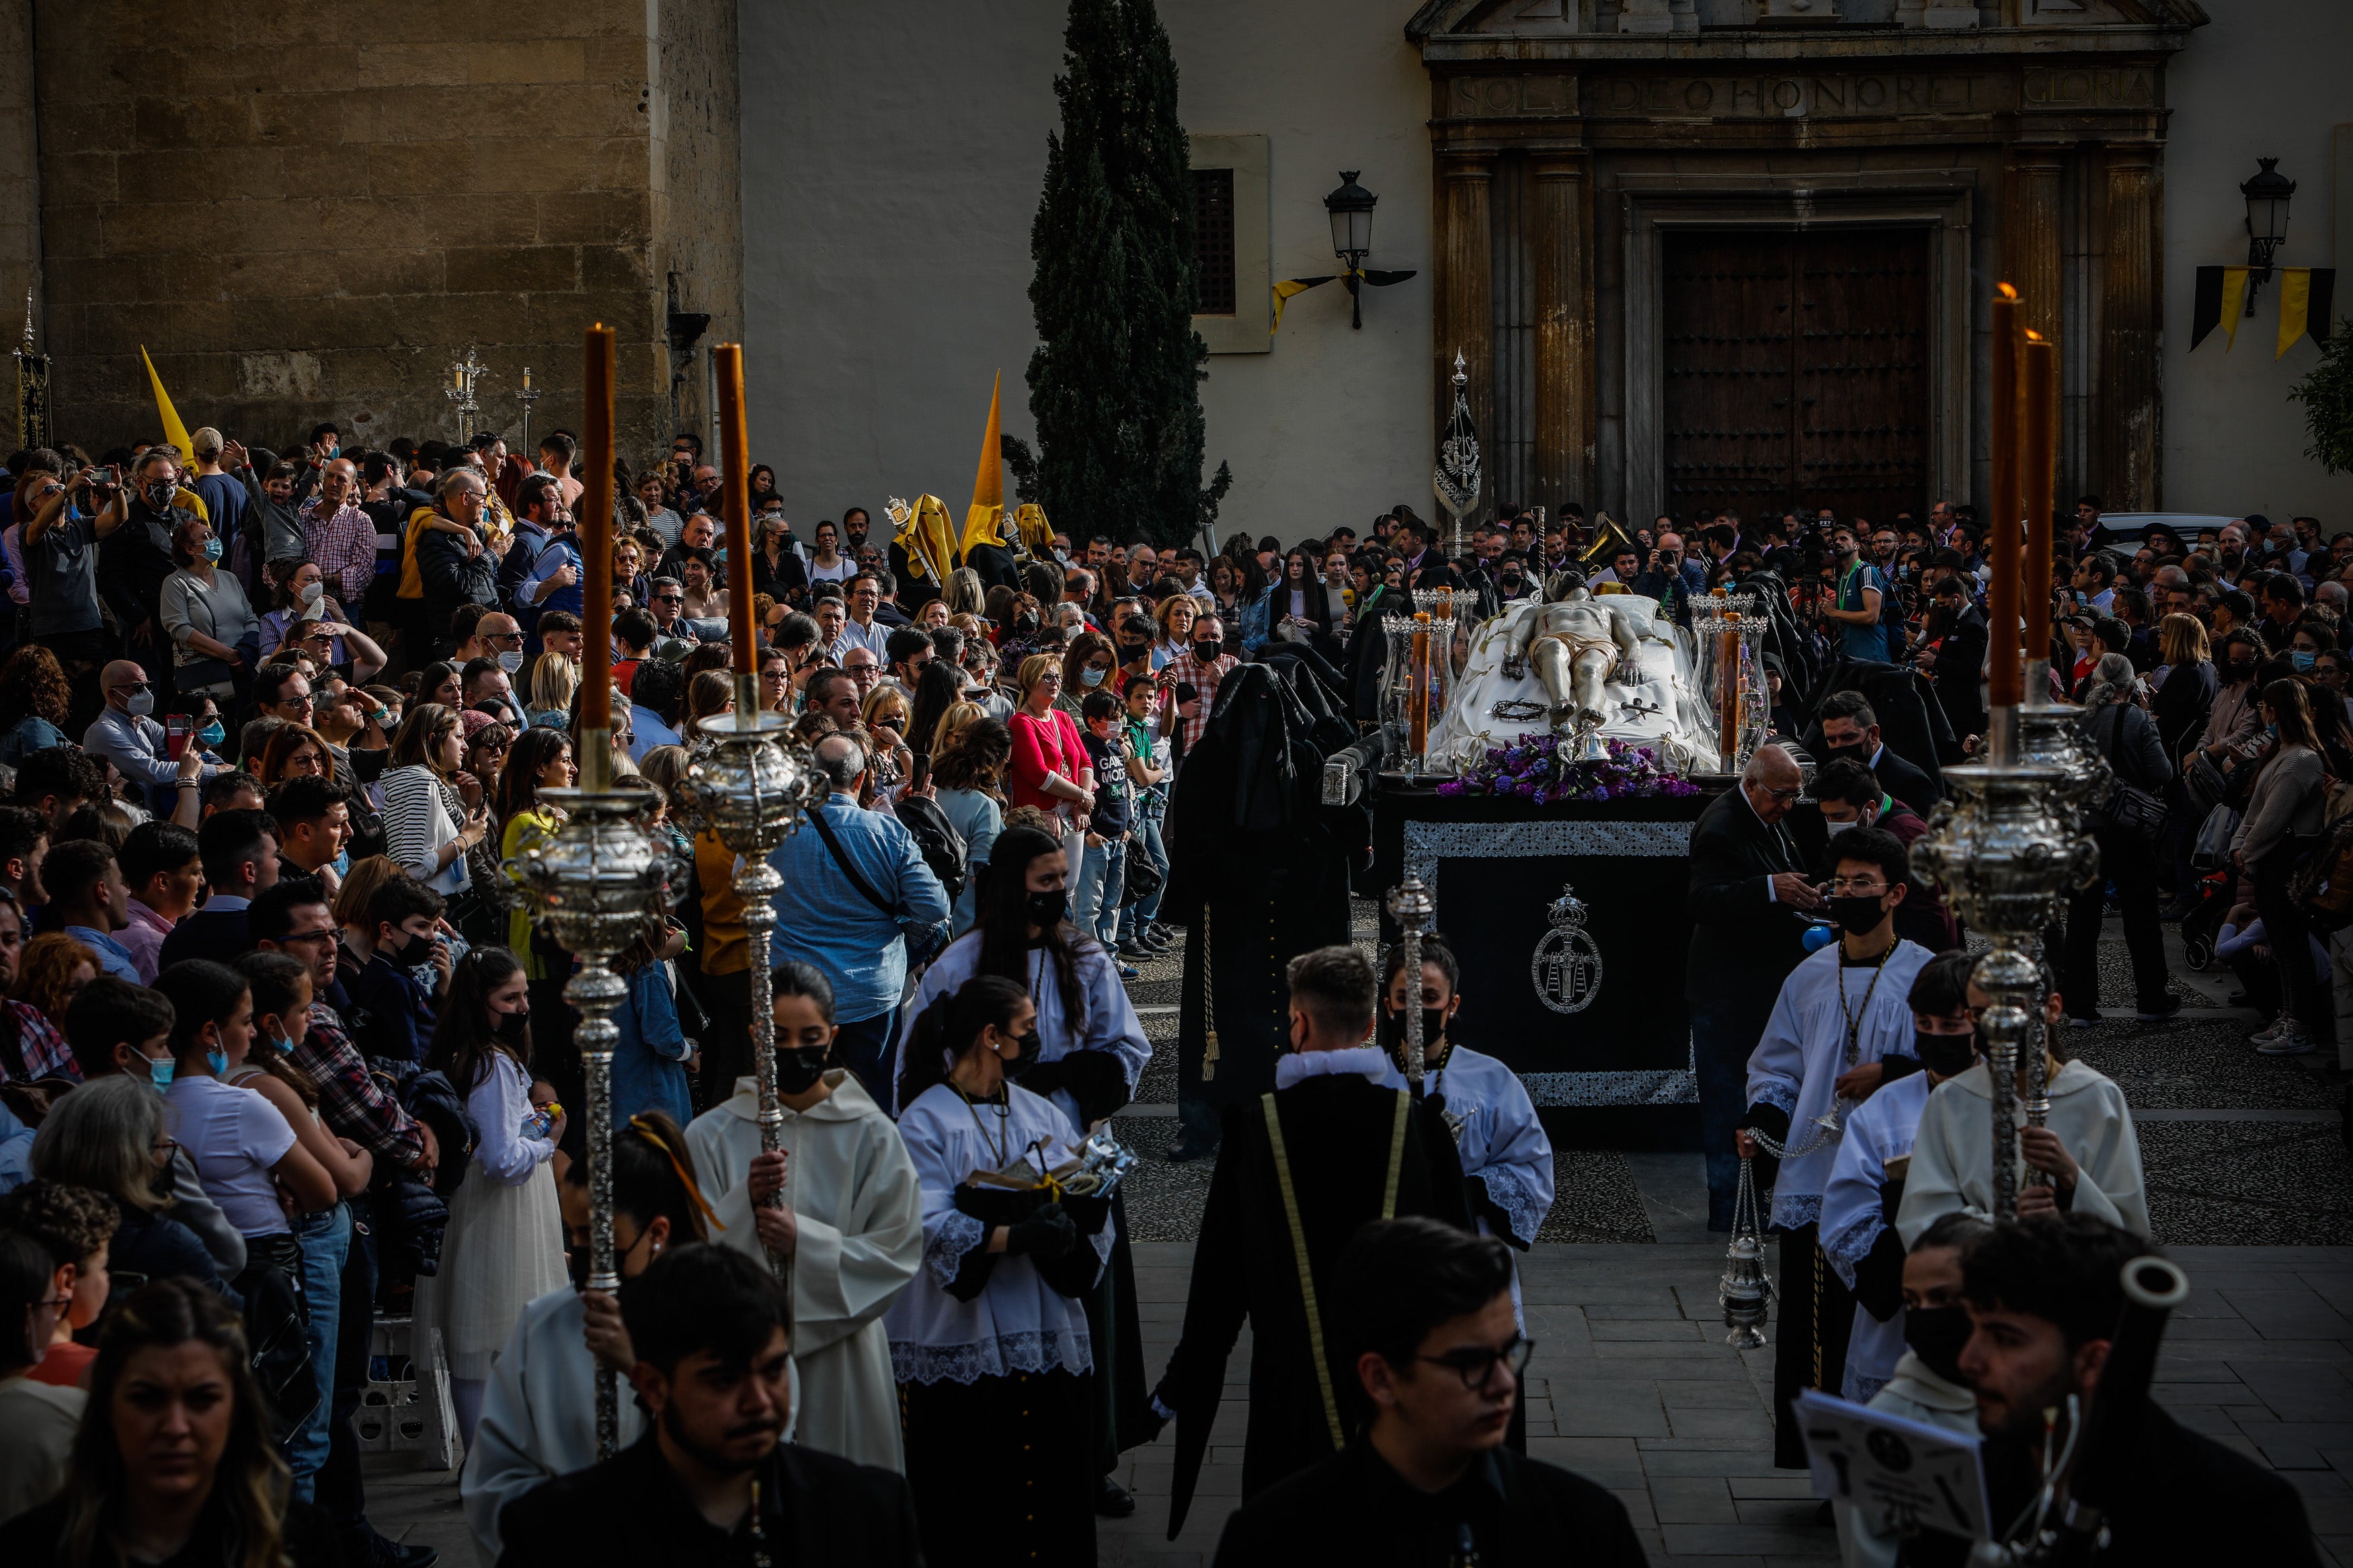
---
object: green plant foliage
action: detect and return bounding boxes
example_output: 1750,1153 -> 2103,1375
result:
1025,0 -> 1229,550
2288,319 -> 2353,477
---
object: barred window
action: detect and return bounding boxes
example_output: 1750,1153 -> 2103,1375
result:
1193,168 -> 1236,316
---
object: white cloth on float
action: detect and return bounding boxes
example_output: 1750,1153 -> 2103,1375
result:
1895,1057 -> 2149,1245
687,1071 -> 924,1473
1819,1069 -> 1934,1406
1424,592 -> 1718,774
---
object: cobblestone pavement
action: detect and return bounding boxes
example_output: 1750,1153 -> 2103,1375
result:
366,906 -> 2353,1565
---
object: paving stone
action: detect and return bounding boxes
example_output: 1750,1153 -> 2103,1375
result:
1661,1522 -> 1841,1557
1593,1319 -> 1708,1342
2138,1121 -> 2353,1246
1649,1475 -> 1739,1524
2222,1288 -> 2353,1341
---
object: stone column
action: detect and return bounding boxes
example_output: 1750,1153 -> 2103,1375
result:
1532,155 -> 1593,514
1435,149 -> 1496,470
2002,147 -> 2065,342
2098,146 -> 2161,510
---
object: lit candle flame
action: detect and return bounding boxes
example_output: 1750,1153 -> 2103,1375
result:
1997,282 -> 2018,301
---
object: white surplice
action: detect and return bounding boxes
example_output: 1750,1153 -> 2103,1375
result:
1818,1069 -> 1934,1405
1896,1057 -> 2150,1245
686,1070 -> 924,1473
885,1081 -> 1111,1386
1745,939 -> 1934,1230
893,932 -> 1150,1125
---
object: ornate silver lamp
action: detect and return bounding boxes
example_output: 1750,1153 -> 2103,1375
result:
504,751 -> 676,1458
1433,349 -> 1482,562
1912,729 -> 2096,1221
678,682 -> 820,1278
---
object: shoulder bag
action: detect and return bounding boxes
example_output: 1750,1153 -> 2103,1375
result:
2091,704 -> 2167,845
807,804 -> 948,966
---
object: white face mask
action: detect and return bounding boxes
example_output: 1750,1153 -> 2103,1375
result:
299,581 -> 325,606
1824,818 -> 1854,836
124,689 -> 155,718
497,651 -> 524,674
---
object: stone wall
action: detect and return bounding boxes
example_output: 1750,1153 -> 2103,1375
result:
29,0 -> 741,465
1,2 -> 40,440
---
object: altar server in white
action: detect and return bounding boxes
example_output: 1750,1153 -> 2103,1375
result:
1737,827 -> 1934,1469
1820,950 -> 1977,1407
687,961 -> 923,1473
462,1111 -> 725,1563
1897,964 -> 2150,1245
887,975 -> 1112,1568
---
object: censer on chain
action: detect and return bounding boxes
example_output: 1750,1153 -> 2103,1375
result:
1719,1155 -> 1775,1348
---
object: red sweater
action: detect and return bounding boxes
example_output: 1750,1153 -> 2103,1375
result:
1008,706 -> 1089,812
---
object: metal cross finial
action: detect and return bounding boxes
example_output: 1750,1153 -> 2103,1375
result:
514,367 -> 542,454
444,345 -> 491,442
1451,348 -> 1468,390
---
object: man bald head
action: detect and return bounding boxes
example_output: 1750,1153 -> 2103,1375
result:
319,456 -> 358,509
100,662 -> 153,718
1740,743 -> 1803,825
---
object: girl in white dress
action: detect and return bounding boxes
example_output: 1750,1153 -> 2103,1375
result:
412,946 -> 567,1444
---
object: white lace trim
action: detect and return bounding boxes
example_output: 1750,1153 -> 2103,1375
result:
1475,1165 -> 1550,1249
1821,1211 -> 1882,1290
1768,1192 -> 1824,1233
889,1327 -> 1094,1387
1751,1080 -> 1798,1117
924,1211 -> 986,1289
1273,1046 -> 1389,1089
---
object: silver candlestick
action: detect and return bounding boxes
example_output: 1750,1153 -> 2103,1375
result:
514,367 -> 541,456
445,345 -> 491,443
678,683 -> 820,1284
1913,729 -> 2095,1221
1385,877 -> 1435,1093
504,745 -> 677,1458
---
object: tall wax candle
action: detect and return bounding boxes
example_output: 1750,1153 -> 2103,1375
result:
1987,285 -> 2023,708
580,324 -> 615,732
2023,330 -> 2057,668
715,343 -> 757,669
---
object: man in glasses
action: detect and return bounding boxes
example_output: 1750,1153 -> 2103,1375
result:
1211,1218 -> 1644,1566
1684,741 -> 1822,1234
1737,827 -> 1934,1475
643,575 -> 694,645
83,660 -> 215,819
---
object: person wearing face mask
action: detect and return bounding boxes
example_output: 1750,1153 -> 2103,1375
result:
1814,689 -> 1940,815
461,1110 -> 719,1563
411,947 -> 568,1447
1830,1211 -> 1993,1568
686,962 -> 922,1473
1819,952 -> 1977,1419
95,450 -> 198,670
1162,610 -> 1237,757
1734,828 -> 1934,1471
886,974 -> 1111,1567
891,825 -> 1152,1510
1897,963 -> 2148,1245
157,513 -> 259,704
81,659 -> 216,818
341,874 -> 450,1077
1810,758 -> 1950,951
1154,946 -> 1458,1540
1371,936 -> 1552,1350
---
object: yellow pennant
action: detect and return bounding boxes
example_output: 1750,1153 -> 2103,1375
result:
138,345 -> 194,462
959,371 -> 1006,557
2278,268 -> 2313,360
2217,268 -> 2249,352
1271,277 -> 1330,335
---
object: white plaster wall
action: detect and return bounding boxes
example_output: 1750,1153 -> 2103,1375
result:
2161,0 -> 2353,523
737,1 -> 1432,547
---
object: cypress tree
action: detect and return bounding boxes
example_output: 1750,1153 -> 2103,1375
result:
1025,0 -> 1228,550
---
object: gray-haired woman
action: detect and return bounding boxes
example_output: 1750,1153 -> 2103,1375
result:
2065,652 -> 2177,1026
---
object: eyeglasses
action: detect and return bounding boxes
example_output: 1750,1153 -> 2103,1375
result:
653,594 -> 683,605
1827,876 -> 1888,895
1757,785 -> 1802,802
1415,1333 -> 1535,1393
280,927 -> 338,947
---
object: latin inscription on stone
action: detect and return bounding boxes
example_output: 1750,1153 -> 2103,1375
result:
1586,74 -> 1989,118
2020,67 -> 2156,107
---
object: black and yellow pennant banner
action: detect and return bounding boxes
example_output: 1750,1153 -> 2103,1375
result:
2193,266 -> 2336,358
1271,267 -> 1419,333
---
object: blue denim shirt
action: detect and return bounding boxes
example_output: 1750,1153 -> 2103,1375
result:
768,793 -> 949,1023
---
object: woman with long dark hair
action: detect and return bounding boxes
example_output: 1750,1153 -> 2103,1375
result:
891,825 -> 1151,1514
0,1278 -> 345,1564
885,974 -> 1108,1567
459,1110 -> 714,1563
415,946 -> 567,1444
2233,677 -> 2331,1055
0,645 -> 71,766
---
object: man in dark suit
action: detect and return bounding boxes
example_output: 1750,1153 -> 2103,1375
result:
155,809 -> 280,971
1921,572 -> 1987,741
1817,689 -> 1942,815
497,1244 -> 922,1568
1685,743 -> 1821,1230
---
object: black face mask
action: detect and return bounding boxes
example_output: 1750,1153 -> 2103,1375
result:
1025,887 -> 1068,930
1192,639 -> 1220,661
1827,894 -> 1888,936
778,1046 -> 830,1095
1821,739 -> 1866,762
491,1008 -> 530,1043
2223,659 -> 2255,682
378,930 -> 415,966
1903,1304 -> 1973,1386
1014,613 -> 1039,634
1002,1029 -> 1043,1079
1382,1005 -> 1452,1057
143,479 -> 177,511
1913,1028 -> 1977,1078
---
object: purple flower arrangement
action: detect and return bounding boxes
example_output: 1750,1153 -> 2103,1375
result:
1434,734 -> 1699,805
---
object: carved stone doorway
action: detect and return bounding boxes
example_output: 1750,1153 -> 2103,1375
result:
1659,226 -> 1931,528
